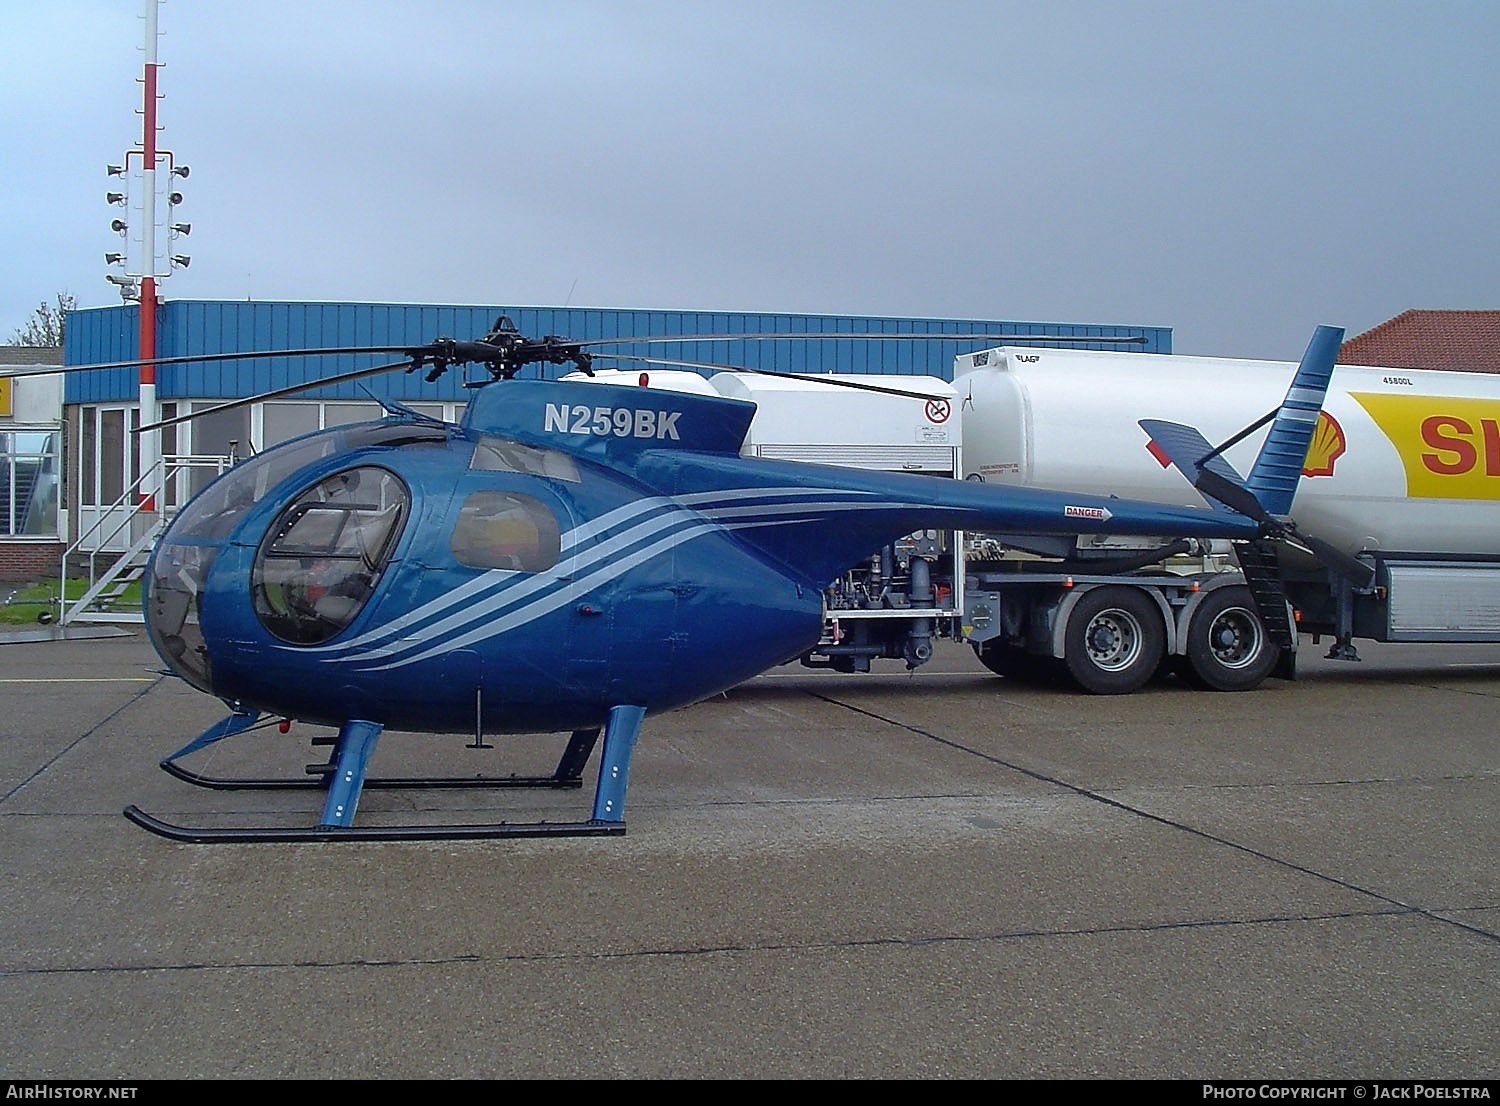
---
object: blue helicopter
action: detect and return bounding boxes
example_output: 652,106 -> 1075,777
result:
25,320 -> 1356,842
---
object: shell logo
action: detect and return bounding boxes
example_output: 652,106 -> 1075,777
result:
1302,412 -> 1346,477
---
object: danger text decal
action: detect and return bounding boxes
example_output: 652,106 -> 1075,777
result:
1065,504 -> 1112,521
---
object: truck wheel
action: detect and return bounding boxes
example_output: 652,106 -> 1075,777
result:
1182,585 -> 1278,692
972,641 -> 1058,684
1062,586 -> 1164,695
974,641 -> 1018,676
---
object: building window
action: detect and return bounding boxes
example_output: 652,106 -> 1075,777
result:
0,430 -> 61,537
260,400 -> 455,451
78,404 -> 139,508
262,402 -> 321,449
80,407 -> 97,505
99,408 -> 125,505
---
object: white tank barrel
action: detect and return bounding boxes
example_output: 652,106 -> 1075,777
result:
955,346 -> 1500,559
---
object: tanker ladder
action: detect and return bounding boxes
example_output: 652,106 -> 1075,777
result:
1233,539 -> 1298,679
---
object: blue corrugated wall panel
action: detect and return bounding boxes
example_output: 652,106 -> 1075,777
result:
66,300 -> 1171,404
62,304 -> 139,402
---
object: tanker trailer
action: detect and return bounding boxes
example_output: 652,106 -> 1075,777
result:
567,367 -> 967,672
955,343 -> 1500,691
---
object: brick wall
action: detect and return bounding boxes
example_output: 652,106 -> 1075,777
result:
0,542 -> 64,582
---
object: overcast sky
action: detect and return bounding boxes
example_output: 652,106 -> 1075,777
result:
4,0 -> 1497,363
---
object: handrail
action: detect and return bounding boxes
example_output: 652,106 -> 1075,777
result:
60,453 -> 231,624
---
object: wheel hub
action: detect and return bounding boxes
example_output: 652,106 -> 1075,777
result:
1085,613 -> 1138,670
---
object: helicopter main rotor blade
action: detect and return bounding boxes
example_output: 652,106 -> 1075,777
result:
52,322 -> 1152,434
0,344 -> 418,379
7,331 -> 1149,381
136,357 -> 417,432
596,352 -> 954,401
575,331 -> 1148,347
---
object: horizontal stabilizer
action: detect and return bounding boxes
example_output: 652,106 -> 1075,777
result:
1138,418 -> 1247,514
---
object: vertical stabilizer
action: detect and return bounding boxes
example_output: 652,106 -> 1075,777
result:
1244,324 -> 1344,516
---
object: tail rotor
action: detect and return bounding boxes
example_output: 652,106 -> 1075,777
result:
1140,323 -> 1374,590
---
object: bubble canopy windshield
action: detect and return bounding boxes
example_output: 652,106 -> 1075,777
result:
143,426 -> 413,692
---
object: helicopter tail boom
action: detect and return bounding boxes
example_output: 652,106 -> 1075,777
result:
636,449 -> 1264,589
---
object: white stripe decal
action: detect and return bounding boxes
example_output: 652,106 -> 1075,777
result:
313,494 -> 684,654
326,506 -> 702,660
357,519 -> 727,670
310,485 -> 941,669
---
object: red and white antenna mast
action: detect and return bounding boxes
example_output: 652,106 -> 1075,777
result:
105,0 -> 190,515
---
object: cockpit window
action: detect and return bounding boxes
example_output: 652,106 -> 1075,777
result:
450,490 -> 561,572
470,436 -> 580,482
252,466 -> 409,644
342,422 -> 449,450
146,432 -> 344,688
166,432 -> 339,541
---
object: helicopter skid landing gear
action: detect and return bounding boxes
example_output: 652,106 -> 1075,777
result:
124,706 -> 645,842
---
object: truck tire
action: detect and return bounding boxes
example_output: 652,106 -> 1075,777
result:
973,641 -> 1059,684
1181,585 -> 1278,692
1062,586 -> 1165,695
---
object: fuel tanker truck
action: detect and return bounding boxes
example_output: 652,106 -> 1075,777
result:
573,327 -> 1500,694
953,332 -> 1500,692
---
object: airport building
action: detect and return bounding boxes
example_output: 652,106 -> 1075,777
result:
0,346 -> 63,579
47,299 -> 1165,569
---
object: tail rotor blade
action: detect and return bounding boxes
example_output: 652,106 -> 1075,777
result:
1198,467 -> 1373,588
1288,530 -> 1376,590
1194,467 -> 1274,525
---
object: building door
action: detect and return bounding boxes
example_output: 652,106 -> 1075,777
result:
75,404 -> 140,554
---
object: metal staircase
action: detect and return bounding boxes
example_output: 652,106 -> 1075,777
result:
60,454 -> 230,625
